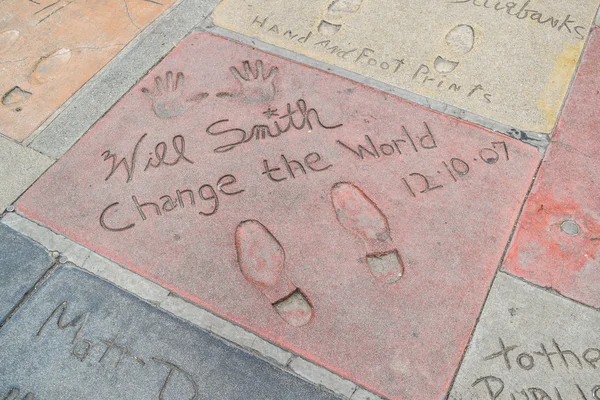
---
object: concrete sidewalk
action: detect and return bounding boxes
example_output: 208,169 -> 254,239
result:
1,0 -> 599,399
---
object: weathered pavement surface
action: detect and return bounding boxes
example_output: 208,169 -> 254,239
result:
1,1 -> 599,399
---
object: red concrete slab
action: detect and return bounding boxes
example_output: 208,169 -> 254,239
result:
503,28 -> 600,309
17,33 -> 541,399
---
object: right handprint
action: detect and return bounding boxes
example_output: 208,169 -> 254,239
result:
217,60 -> 279,105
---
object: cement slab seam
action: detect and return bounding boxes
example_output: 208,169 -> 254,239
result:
498,270 -> 600,314
0,155 -> 54,216
542,22 -> 600,145
444,154 -> 545,398
0,211 -> 384,400
199,15 -> 550,150
0,132 -> 49,159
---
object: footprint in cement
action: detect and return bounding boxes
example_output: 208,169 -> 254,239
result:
0,30 -> 19,55
434,24 -> 475,73
29,48 -> 72,85
318,0 -> 364,36
2,86 -> 32,111
331,182 -> 404,284
235,220 -> 314,327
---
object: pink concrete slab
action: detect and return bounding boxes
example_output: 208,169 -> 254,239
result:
17,33 -> 541,399
503,28 -> 600,309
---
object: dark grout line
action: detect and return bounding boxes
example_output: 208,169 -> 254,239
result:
444,154 -> 544,399
547,25 -> 598,140
0,259 -> 60,330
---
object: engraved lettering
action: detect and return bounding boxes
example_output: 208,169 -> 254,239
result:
207,99 -> 342,153
152,358 -> 199,400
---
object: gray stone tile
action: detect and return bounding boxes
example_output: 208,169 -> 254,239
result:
0,224 -> 53,322
0,136 -> 53,211
0,265 -> 341,400
448,272 -> 600,400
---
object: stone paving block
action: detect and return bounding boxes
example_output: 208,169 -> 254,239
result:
502,27 -> 600,309
213,0 -> 599,134
17,33 -> 541,399
448,272 -> 600,400
0,0 -> 176,142
0,136 -> 53,211
0,224 -> 53,322
0,264 -> 341,399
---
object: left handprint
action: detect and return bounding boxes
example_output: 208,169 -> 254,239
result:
141,71 -> 208,119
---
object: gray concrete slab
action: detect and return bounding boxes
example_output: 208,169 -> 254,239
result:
448,272 -> 600,400
0,264 -> 342,400
27,0 -> 221,159
0,136 -> 53,212
0,223 -> 53,323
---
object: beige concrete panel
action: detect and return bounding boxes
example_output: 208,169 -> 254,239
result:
0,0 -> 176,142
214,0 -> 600,134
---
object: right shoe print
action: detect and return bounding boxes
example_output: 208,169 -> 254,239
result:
434,24 -> 475,73
318,0 -> 364,36
331,182 -> 404,284
236,220 -> 314,327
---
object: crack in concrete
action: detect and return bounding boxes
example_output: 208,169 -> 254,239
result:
0,44 -> 126,66
36,0 -> 78,25
552,139 -> 597,160
34,0 -> 61,15
71,43 -> 128,52
121,0 -> 142,31
0,56 -> 32,65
